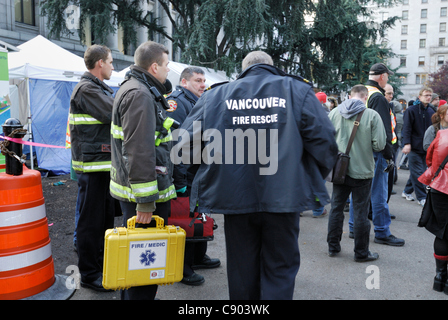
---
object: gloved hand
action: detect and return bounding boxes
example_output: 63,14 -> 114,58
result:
384,159 -> 395,173
176,186 -> 187,194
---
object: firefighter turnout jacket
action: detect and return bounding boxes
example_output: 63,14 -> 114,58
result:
69,72 -> 114,173
110,65 -> 176,209
177,63 -> 339,214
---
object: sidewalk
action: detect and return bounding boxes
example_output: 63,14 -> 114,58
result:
61,169 -> 447,300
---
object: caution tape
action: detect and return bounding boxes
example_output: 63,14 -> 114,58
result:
0,135 -> 67,149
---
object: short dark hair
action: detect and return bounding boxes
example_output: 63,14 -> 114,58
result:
84,45 -> 111,70
179,67 -> 205,84
350,84 -> 368,98
134,41 -> 169,70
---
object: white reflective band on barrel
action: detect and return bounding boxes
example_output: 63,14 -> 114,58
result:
0,204 -> 46,228
0,243 -> 52,272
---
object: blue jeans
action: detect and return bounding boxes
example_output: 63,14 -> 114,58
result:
313,179 -> 327,216
369,152 -> 392,238
313,206 -> 325,216
403,151 -> 427,201
74,185 -> 81,246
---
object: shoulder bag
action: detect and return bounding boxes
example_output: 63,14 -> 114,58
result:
330,110 -> 365,185
418,153 -> 448,228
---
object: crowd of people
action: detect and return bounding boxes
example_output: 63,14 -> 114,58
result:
316,68 -> 448,296
68,40 -> 448,300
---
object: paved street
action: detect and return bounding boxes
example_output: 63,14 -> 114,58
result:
63,167 -> 447,301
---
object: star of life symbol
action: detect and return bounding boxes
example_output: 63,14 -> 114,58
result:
139,250 -> 156,266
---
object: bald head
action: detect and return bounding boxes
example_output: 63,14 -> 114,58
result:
384,84 -> 394,102
242,51 -> 274,70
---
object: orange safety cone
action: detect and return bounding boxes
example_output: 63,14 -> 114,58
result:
0,118 -> 75,300
0,166 -> 74,300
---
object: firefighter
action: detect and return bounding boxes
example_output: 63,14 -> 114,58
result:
69,45 -> 118,291
167,67 -> 221,286
176,51 -> 338,300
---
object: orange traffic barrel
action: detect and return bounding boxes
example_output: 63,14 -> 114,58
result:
0,165 -> 75,300
0,153 -> 5,173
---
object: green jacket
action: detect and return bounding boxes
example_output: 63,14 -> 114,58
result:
329,99 -> 386,179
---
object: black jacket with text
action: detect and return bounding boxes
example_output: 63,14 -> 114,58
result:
176,64 -> 338,214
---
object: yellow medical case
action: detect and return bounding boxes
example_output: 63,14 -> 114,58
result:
102,215 -> 186,290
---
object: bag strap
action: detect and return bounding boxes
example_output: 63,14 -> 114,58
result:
345,110 -> 365,155
433,153 -> 448,180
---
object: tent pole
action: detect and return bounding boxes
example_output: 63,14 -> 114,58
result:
26,77 -> 33,170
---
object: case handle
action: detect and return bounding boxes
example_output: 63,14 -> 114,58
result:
127,215 -> 164,230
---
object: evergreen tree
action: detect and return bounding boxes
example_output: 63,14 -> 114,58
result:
40,0 -> 400,92
310,0 -> 399,92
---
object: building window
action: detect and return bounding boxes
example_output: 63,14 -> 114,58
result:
441,22 -> 447,32
440,38 -> 446,46
400,75 -> 408,85
402,10 -> 409,20
400,57 -> 406,67
400,56 -> 407,67
416,74 -> 427,84
146,12 -> 154,41
419,56 -> 425,66
401,40 -> 407,49
402,25 -> 408,34
439,55 -> 445,65
420,24 -> 427,33
421,9 -> 428,18
419,39 -> 426,48
422,0 -> 428,3
442,7 -> 447,17
403,0 -> 409,4
15,0 -> 35,25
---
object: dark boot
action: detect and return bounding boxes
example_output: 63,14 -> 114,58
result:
445,279 -> 448,295
434,255 -> 448,292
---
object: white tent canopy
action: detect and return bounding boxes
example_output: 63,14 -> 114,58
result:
6,35 -> 123,174
118,60 -> 231,89
8,35 -> 123,86
6,35 -> 231,174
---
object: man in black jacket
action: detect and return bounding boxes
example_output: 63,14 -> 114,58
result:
402,87 -> 435,206
365,63 -> 405,247
175,51 -> 338,299
167,67 -> 220,286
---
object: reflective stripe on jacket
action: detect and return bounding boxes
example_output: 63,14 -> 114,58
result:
110,65 -> 175,204
366,85 -> 397,144
69,72 -> 114,173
